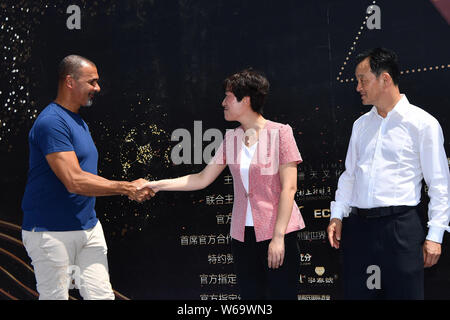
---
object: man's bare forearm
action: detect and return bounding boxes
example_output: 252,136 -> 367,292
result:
66,170 -> 136,197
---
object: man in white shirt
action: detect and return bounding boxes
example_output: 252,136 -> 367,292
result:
327,48 -> 450,299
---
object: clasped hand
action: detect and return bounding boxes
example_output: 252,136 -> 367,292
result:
127,179 -> 156,203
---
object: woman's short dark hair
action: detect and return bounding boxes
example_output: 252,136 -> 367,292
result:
355,48 -> 400,85
223,68 -> 270,114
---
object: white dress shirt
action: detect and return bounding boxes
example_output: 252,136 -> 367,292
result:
240,142 -> 258,226
331,94 -> 450,243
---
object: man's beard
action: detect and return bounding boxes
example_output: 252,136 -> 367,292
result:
84,99 -> 93,107
83,95 -> 94,107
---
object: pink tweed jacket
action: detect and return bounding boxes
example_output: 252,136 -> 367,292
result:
212,120 -> 305,242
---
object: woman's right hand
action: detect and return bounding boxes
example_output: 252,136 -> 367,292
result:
137,180 -> 160,194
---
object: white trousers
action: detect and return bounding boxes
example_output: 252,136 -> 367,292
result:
22,221 -> 115,300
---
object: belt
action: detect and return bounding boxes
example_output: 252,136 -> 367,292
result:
350,205 -> 416,219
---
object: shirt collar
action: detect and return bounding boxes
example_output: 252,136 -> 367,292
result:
370,94 -> 409,118
391,94 -> 409,116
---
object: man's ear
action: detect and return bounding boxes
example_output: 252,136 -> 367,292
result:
65,75 -> 75,89
382,72 -> 393,86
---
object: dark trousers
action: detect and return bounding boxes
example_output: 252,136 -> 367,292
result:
341,207 -> 425,300
231,227 -> 300,300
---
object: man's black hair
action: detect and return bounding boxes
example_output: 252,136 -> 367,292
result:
355,48 -> 400,85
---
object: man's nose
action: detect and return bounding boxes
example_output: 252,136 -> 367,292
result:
356,81 -> 362,92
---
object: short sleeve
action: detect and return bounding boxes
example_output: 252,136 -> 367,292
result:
279,124 -> 302,165
34,115 -> 74,156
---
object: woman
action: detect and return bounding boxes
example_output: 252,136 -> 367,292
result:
139,68 -> 305,299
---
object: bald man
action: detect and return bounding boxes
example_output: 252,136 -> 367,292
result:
21,55 -> 153,300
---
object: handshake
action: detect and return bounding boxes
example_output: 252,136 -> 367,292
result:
127,179 -> 159,203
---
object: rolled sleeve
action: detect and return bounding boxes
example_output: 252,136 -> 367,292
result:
330,201 -> 350,221
330,121 -> 359,221
426,225 -> 447,243
419,120 -> 450,244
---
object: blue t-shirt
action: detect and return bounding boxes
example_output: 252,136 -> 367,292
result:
21,102 -> 99,231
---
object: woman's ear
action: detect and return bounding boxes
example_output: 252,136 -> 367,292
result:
242,96 -> 251,107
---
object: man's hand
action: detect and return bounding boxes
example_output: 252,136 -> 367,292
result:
423,240 -> 441,268
128,179 -> 155,203
327,218 -> 342,249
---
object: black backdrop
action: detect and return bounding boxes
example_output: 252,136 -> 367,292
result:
0,0 -> 449,300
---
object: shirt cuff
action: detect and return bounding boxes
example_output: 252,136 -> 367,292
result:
330,201 -> 350,221
426,226 -> 446,244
